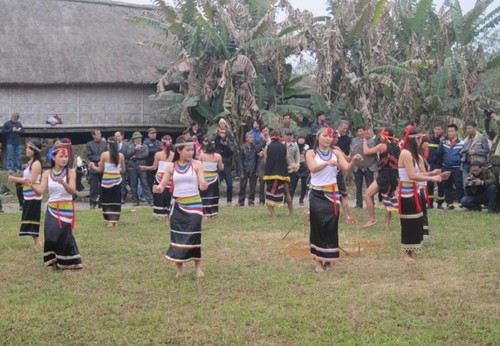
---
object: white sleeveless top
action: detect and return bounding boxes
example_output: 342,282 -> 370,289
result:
202,161 -> 218,172
310,150 -> 338,187
23,164 -> 41,183
103,162 -> 121,174
48,170 -> 73,202
157,160 -> 171,173
172,162 -> 199,197
398,164 -> 419,182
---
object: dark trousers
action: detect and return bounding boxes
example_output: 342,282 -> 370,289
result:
428,180 -> 444,205
238,172 -> 257,205
88,173 -> 102,206
460,184 -> 497,212
120,170 -> 129,202
290,174 -> 308,202
354,169 -> 374,207
128,167 -> 153,204
146,170 -> 156,190
443,167 -> 464,205
218,166 -> 233,202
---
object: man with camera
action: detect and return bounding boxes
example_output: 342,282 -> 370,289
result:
461,120 -> 489,186
460,161 -> 497,213
484,108 -> 500,180
214,130 -> 234,205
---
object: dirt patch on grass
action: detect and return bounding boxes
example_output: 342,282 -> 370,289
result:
272,236 -> 386,261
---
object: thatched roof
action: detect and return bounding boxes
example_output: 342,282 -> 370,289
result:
0,0 -> 172,85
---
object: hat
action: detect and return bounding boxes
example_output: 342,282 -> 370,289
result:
131,131 -> 143,139
147,127 -> 156,133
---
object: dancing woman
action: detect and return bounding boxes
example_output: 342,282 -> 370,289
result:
306,127 -> 361,272
199,137 -> 224,218
153,137 -> 208,278
89,137 -> 125,227
8,139 -> 43,248
30,144 -> 82,269
398,127 -> 448,261
140,135 -> 174,221
362,128 -> 400,230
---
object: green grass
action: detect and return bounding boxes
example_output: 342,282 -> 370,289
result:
1,205 -> 499,345
0,170 -> 499,345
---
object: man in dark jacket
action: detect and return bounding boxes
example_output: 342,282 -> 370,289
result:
86,129 -> 107,209
2,113 -> 24,173
127,132 -> 153,206
427,124 -> 445,208
484,110 -> 500,180
437,124 -> 465,209
460,161 -> 497,213
214,130 -> 234,205
143,128 -> 162,189
238,132 -> 258,206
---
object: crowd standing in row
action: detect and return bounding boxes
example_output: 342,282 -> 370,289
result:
2,109 -> 499,274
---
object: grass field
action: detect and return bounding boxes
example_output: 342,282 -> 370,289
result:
1,192 -> 499,345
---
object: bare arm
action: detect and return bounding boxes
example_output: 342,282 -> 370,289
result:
217,154 -> 224,171
153,164 -> 173,193
364,139 -> 386,155
140,152 -> 161,171
193,160 -> 208,191
30,170 -> 50,195
119,153 -> 126,173
335,148 -> 360,172
400,150 -> 441,182
89,152 -> 106,173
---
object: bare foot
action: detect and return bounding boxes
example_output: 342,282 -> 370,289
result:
363,220 -> 377,228
106,223 -> 114,228
33,237 -> 42,248
315,262 -> 325,273
323,262 -> 332,271
196,269 -> 205,278
175,263 -> 184,278
401,251 -> 415,262
384,224 -> 392,232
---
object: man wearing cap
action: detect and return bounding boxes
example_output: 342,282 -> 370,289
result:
143,128 -> 162,189
86,129 -> 107,209
2,113 -> 24,173
127,132 -> 153,206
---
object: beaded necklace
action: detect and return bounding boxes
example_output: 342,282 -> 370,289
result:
174,160 -> 191,174
50,168 -> 66,181
317,147 -> 332,161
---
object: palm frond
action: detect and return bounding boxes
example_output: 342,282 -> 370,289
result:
149,90 -> 185,102
138,40 -> 182,58
411,0 -> 433,32
240,37 -> 281,51
369,65 -> 414,78
126,15 -> 169,31
372,0 -> 389,25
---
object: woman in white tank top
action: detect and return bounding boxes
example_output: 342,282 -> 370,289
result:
141,135 -> 174,221
153,137 -> 208,278
30,144 -> 82,270
89,137 -> 125,228
398,127 -> 449,262
199,137 -> 224,218
305,127 -> 362,273
8,139 -> 43,248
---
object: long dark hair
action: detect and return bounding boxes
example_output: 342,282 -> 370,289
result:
172,136 -> 195,162
27,139 -> 43,169
162,135 -> 172,155
107,136 -> 119,166
404,127 -> 422,166
202,136 -> 216,154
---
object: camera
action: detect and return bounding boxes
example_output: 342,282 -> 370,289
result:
465,177 -> 474,188
484,108 -> 495,119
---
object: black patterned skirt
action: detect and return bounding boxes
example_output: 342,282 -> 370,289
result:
19,199 -> 42,237
165,195 -> 203,263
200,173 -> 219,217
309,187 -> 341,262
264,175 -> 290,207
398,182 -> 424,252
101,184 -> 122,223
420,187 -> 429,236
43,201 -> 82,269
154,188 -> 172,217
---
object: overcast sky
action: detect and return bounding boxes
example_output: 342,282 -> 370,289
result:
116,0 -> 497,15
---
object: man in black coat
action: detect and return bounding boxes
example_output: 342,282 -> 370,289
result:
86,129 -> 107,209
143,128 -> 162,189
